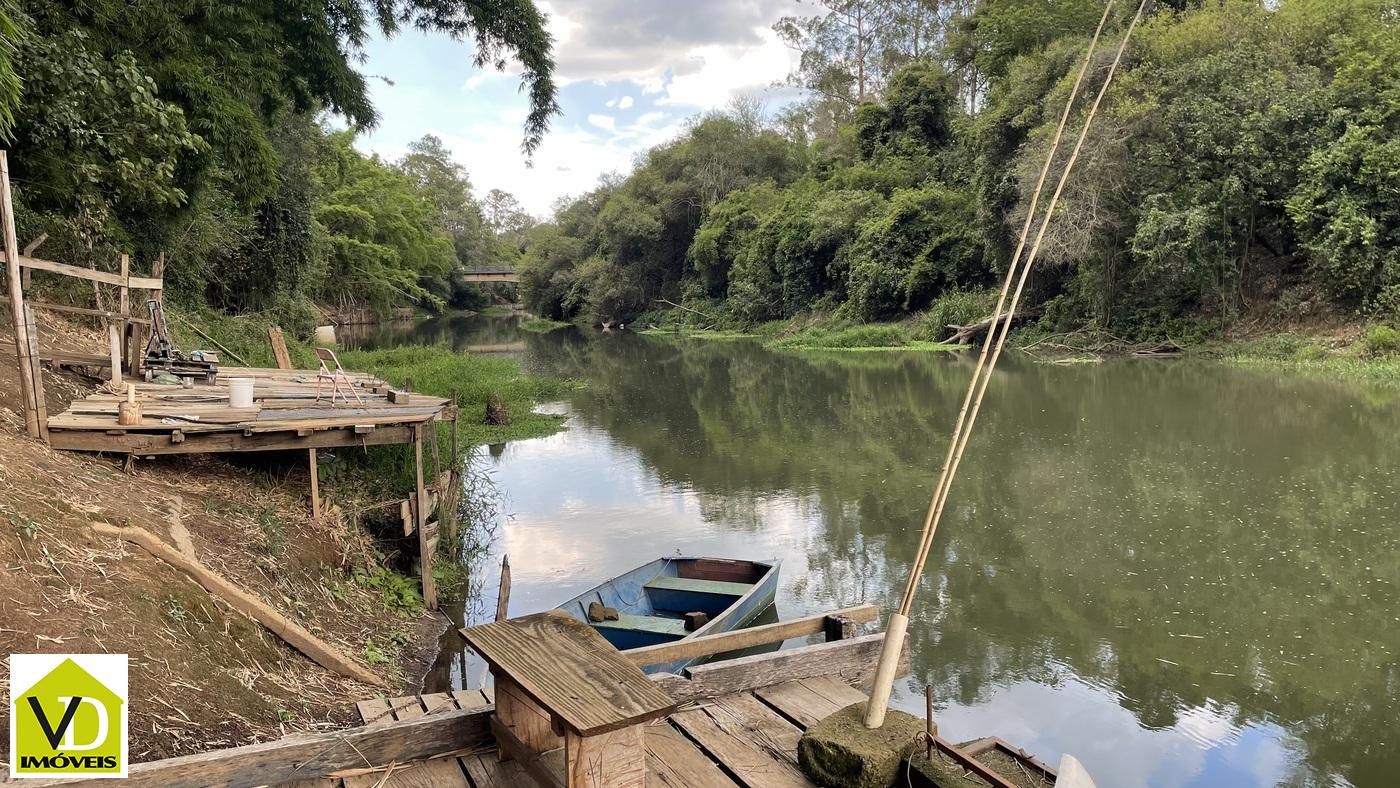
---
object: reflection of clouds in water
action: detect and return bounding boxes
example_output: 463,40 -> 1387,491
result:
494,425 -> 819,618
935,677 -> 1304,788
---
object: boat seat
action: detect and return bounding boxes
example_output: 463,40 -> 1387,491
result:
644,576 -> 751,597
591,613 -> 689,638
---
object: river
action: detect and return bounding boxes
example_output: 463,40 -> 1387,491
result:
344,314 -> 1399,788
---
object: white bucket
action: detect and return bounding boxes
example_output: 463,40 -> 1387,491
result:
314,324 -> 337,344
228,377 -> 255,408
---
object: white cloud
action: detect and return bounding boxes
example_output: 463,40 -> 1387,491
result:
462,74 -> 488,91
616,95 -> 634,109
587,114 -> 616,130
604,98 -> 617,108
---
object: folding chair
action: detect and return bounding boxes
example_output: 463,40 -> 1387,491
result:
315,347 -> 364,405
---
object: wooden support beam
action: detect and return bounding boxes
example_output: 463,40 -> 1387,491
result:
624,604 -> 877,667
17,705 -> 492,788
28,301 -> 152,324
308,448 -> 321,519
17,254 -> 126,286
47,423 -> 417,455
1,152 -> 43,440
414,423 -> 437,610
118,253 -> 130,370
19,232 -> 45,289
22,305 -> 48,442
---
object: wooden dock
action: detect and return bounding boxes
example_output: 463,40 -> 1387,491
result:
14,606 -> 1062,788
46,365 -> 453,456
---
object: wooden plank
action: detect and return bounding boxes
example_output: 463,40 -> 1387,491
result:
269,325 -> 293,370
309,448 -> 321,519
46,423 -> 417,454
342,758 -> 471,788
494,677 -> 562,753
419,692 -> 455,714
566,724 -> 645,788
490,716 -> 565,788
669,700 -> 810,788
626,605 -> 877,668
28,301 -> 152,324
754,676 -> 864,729
357,697 -> 394,726
389,695 -> 425,720
645,576 -> 752,596
88,523 -> 386,687
108,323 -> 122,386
2,152 -> 43,440
645,723 -> 739,788
448,689 -> 492,711
496,554 -> 511,621
17,254 -> 126,286
650,633 -> 904,704
461,753 -> 529,788
22,305 -> 48,442
128,275 -> 163,290
678,558 -> 759,584
462,612 -> 677,737
16,706 -> 493,787
414,423 -> 437,610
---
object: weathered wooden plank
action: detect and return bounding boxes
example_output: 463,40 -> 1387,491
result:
357,697 -> 394,726
28,301 -> 152,324
46,423 -> 417,454
651,633 -> 904,704
268,325 -> 293,370
567,725 -> 646,788
490,716 -> 565,788
341,757 -> 471,788
463,612 -> 676,737
389,695 -> 425,720
18,254 -> 126,286
128,275 -> 163,290
754,676 -> 865,729
15,706 -> 493,787
645,723 -> 740,788
447,688 -> 491,710
461,753 -> 530,788
669,700 -> 811,788
626,605 -> 877,667
419,692 -> 455,714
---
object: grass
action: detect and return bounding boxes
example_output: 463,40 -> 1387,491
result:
479,305 -> 515,317
520,317 -> 571,333
639,327 -> 756,340
764,322 -> 959,352
1207,329 -> 1400,388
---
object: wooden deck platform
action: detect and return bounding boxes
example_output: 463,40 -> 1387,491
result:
46,365 -> 453,455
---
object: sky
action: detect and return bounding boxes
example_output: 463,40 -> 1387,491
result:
354,0 -> 808,218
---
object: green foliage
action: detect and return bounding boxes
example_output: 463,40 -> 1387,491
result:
358,568 -> 423,614
919,287 -> 999,340
1360,325 -> 1400,359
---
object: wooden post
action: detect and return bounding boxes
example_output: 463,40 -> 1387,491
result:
308,448 -> 321,520
1,152 -> 43,440
108,323 -> 123,386
22,304 -> 47,442
20,232 -> 45,290
496,554 -> 511,621
415,424 -> 437,610
118,253 -> 130,370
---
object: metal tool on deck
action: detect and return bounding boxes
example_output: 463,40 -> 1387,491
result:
141,299 -> 219,383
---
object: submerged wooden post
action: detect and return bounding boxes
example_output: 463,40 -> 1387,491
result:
415,423 -> 437,610
1,152 -> 44,440
496,554 -> 511,621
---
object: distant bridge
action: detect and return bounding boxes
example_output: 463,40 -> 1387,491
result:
460,266 -> 519,283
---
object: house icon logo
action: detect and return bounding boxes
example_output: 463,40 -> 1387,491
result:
8,654 -> 128,778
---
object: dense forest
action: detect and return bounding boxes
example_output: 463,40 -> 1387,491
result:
0,0 -> 553,330
0,0 -> 1393,344
519,0 -> 1399,343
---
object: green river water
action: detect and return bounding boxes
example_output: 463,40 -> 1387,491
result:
344,315 -> 1400,788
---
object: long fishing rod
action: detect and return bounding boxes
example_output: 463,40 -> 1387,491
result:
864,0 -> 1155,728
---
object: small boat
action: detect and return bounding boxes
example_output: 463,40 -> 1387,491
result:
557,557 -> 780,674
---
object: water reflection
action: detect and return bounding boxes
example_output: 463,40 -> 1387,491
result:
421,319 -> 1398,788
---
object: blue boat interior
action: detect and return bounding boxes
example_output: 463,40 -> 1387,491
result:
558,558 -> 774,652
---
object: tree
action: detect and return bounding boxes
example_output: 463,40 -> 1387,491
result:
397,134 -> 493,266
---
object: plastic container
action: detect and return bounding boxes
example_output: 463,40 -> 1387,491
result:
228,377 -> 255,408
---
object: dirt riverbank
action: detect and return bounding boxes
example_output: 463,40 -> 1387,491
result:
0,312 -> 444,763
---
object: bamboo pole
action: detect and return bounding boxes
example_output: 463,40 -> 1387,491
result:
864,0 -> 1150,728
